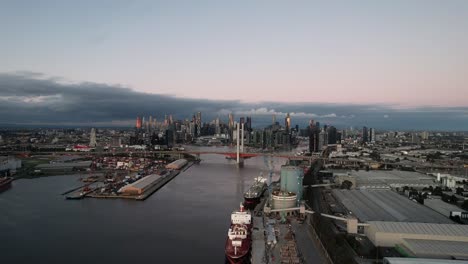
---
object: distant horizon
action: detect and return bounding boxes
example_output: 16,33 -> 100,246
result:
1,72 -> 468,131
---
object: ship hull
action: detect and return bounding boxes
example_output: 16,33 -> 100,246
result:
0,177 -> 13,192
225,238 -> 250,264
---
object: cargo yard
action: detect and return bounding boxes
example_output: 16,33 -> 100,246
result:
64,158 -> 190,200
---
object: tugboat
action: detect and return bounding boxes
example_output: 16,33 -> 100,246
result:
243,176 -> 267,208
225,204 -> 252,264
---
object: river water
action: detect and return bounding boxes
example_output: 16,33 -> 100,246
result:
0,147 -> 286,264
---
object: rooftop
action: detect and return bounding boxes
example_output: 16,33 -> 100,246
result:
424,198 -> 466,217
333,189 -> 453,223
368,221 -> 468,237
127,174 -> 162,190
403,239 -> 468,259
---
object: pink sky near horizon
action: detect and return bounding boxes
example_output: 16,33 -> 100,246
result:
1,1 -> 468,107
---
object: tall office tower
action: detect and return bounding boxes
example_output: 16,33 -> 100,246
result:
239,117 -> 245,126
89,128 -> 97,147
142,116 -> 146,126
309,123 -> 319,153
215,117 -> 221,135
196,112 -> 202,137
228,113 -> 234,130
149,116 -> 153,130
362,126 -> 369,143
327,126 -> 337,144
246,116 -> 252,131
318,129 -> 327,151
370,128 -> 376,143
285,113 -> 291,133
169,115 -> 174,125
136,116 -> 142,129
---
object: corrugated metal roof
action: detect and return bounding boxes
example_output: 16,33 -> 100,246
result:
333,189 -> 453,223
127,174 -> 161,190
167,159 -> 187,166
368,221 -> 468,237
424,199 -> 467,217
403,239 -> 468,258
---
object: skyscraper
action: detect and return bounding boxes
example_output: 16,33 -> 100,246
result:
370,128 -> 376,143
362,126 -> 369,143
309,122 -> 319,153
89,128 -> 97,147
285,113 -> 291,133
327,126 -> 337,144
136,116 -> 142,129
228,113 -> 234,130
196,112 -> 202,137
246,116 -> 252,131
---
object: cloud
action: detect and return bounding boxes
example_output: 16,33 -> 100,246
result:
1,72 -> 468,130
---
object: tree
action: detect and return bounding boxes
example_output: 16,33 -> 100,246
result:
341,180 -> 353,190
456,187 -> 464,195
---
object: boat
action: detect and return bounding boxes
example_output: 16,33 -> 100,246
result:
225,204 -> 252,264
0,176 -> 13,190
243,176 -> 267,206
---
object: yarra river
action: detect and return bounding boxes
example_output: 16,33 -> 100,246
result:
0,147 -> 287,263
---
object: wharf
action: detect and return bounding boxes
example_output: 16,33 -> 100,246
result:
86,170 -> 180,200
65,182 -> 104,200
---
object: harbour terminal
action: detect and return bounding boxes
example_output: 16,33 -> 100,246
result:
1,114 -> 468,264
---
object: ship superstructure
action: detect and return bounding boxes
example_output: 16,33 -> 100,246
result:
225,204 -> 252,263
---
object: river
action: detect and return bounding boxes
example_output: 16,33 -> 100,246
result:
0,147 -> 286,264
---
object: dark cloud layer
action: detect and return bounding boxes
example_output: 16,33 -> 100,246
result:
1,72 -> 468,131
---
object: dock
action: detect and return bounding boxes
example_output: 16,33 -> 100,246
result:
64,170 -> 182,201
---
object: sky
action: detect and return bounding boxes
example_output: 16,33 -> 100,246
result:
1,1 -> 468,129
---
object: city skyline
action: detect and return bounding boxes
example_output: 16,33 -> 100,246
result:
1,1 -> 468,106
1,72 -> 468,130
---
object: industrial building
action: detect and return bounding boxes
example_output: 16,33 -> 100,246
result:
333,189 -> 452,223
365,221 -> 468,259
36,161 -> 92,172
165,159 -> 188,170
280,166 -> 304,205
423,198 -> 466,219
333,170 -> 436,189
271,190 -> 297,210
119,174 -> 162,195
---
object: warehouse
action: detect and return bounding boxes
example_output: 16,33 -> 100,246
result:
119,174 -> 162,195
333,189 -> 452,223
334,170 -> 436,189
423,198 -> 466,219
401,239 -> 468,259
165,159 -> 188,170
365,221 -> 468,247
36,161 -> 92,172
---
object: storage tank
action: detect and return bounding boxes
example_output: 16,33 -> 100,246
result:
271,190 -> 297,209
280,166 -> 304,205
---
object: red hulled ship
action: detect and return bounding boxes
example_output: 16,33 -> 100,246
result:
225,204 -> 252,264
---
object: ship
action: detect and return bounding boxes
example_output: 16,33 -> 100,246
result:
0,176 -> 13,190
225,204 -> 252,264
243,176 -> 267,206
